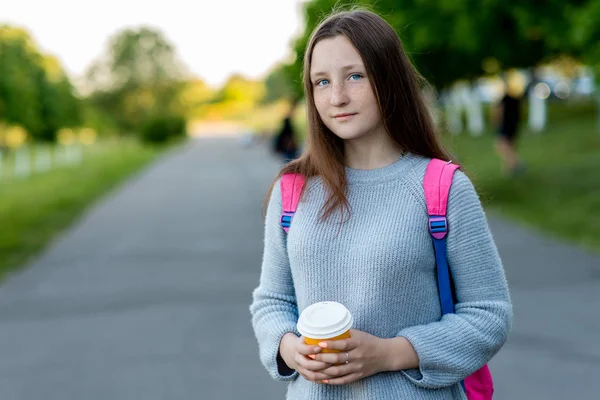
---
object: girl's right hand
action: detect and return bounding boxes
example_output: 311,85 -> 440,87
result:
279,333 -> 333,382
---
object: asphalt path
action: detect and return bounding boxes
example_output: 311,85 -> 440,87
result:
1,137 -> 598,399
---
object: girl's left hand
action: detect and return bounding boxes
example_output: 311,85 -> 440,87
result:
311,329 -> 392,385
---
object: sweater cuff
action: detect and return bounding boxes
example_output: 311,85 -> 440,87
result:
397,324 -> 462,389
276,350 -> 296,377
266,326 -> 300,381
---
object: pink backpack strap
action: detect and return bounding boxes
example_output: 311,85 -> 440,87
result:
423,159 -> 460,239
280,173 -> 305,233
424,159 -> 495,400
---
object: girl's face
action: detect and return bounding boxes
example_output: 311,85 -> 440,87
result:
310,35 -> 384,142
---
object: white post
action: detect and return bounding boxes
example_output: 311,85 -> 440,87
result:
72,144 -> 83,165
465,83 -> 484,136
35,145 -> 52,173
57,145 -> 69,165
15,147 -> 31,178
528,83 -> 548,133
65,145 -> 72,165
445,87 -> 464,135
65,145 -> 81,165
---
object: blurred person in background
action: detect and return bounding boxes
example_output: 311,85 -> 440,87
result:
493,73 -> 526,176
272,98 -> 300,163
251,9 -> 512,400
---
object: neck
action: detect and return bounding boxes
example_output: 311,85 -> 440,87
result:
344,129 -> 404,170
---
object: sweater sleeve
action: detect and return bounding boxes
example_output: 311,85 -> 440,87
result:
249,180 -> 300,381
397,170 -> 513,389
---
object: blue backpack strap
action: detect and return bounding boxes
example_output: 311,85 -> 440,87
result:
423,159 -> 460,316
431,229 -> 455,315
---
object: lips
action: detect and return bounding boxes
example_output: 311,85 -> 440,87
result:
333,113 -> 357,119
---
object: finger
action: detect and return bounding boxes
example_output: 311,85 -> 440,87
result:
294,353 -> 332,372
313,352 -> 345,364
297,338 -> 324,356
319,363 -> 355,378
297,367 -> 332,382
297,345 -> 324,356
318,339 -> 354,351
322,372 -> 363,385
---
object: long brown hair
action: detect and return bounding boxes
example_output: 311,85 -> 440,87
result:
266,8 -> 451,222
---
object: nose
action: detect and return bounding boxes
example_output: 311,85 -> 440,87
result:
330,82 -> 349,107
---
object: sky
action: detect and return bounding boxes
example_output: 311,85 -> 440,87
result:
0,0 -> 305,87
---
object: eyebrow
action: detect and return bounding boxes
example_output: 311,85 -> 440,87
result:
310,64 -> 363,80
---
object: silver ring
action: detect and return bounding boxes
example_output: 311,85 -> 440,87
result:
345,352 -> 349,364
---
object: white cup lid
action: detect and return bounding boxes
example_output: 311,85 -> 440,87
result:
297,301 -> 353,339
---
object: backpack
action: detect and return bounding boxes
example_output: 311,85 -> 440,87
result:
279,158 -> 494,400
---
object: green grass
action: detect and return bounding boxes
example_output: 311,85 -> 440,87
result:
443,101 -> 600,252
0,138 -> 165,280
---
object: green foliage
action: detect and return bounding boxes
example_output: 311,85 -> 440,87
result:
179,79 -> 215,117
214,74 -> 266,104
85,26 -> 186,135
0,26 -> 81,141
567,0 -> 600,65
86,26 -> 184,93
286,0 -> 600,91
263,64 -> 295,104
140,115 -> 186,143
79,98 -> 119,137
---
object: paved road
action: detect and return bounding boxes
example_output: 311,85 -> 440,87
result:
0,137 -> 598,399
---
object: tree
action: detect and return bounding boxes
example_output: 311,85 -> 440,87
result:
0,26 -> 44,136
178,78 -> 215,118
85,26 -> 187,133
288,0 -> 594,90
282,0 -> 600,135
263,64 -> 294,104
565,0 -> 600,131
0,26 -> 80,142
36,55 -> 82,141
218,74 -> 265,104
86,26 -> 185,92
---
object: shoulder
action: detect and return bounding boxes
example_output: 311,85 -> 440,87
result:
450,168 -> 476,195
448,170 -> 480,211
402,153 -> 471,187
447,169 -> 485,223
402,154 -> 479,204
401,152 -> 431,183
267,176 -> 283,208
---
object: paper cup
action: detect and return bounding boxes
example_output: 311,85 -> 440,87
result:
297,301 -> 353,353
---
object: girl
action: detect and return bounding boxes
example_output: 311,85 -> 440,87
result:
250,9 -> 512,400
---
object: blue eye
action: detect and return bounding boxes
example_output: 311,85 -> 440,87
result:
350,74 -> 362,81
316,79 -> 329,87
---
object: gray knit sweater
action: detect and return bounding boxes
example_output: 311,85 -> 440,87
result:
250,153 -> 512,399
